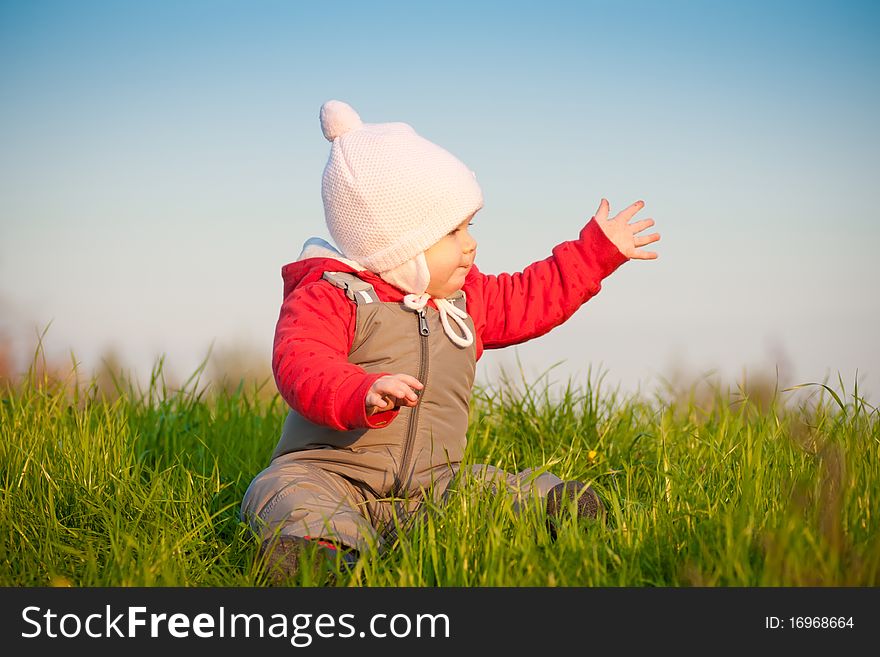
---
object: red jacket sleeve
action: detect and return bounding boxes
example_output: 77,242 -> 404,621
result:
465,217 -> 629,350
272,280 -> 399,431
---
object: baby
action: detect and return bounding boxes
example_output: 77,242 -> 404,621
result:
241,100 -> 660,581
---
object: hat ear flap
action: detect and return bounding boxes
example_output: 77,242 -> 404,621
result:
379,253 -> 431,295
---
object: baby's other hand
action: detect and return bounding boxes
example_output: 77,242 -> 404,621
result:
365,374 -> 424,415
593,198 -> 661,260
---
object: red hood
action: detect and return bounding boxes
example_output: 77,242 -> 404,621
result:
280,257 -> 413,303
280,256 -> 483,310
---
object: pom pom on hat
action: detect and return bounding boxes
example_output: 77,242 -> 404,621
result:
320,100 -> 363,141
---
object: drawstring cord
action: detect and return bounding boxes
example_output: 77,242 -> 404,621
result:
403,293 -> 474,348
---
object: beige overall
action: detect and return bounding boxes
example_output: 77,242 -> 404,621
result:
241,272 -> 563,553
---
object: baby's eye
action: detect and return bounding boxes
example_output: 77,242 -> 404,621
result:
448,222 -> 474,236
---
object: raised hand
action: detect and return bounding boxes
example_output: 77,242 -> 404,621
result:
365,373 -> 424,415
593,198 -> 661,260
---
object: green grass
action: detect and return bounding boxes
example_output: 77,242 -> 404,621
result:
1,352 -> 878,587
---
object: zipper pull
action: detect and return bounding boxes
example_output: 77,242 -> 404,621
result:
418,308 -> 430,336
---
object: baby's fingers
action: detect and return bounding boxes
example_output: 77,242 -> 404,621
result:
365,391 -> 394,413
376,379 -> 419,404
633,232 -> 660,248
394,373 -> 424,392
615,200 -> 645,224
594,198 -> 610,222
630,243 -> 660,259
392,384 -> 420,405
630,217 -> 655,234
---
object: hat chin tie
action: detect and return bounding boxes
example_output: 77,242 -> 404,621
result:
402,294 -> 474,348
379,253 -> 473,348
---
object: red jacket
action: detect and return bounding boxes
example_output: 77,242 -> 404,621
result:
272,217 -> 628,432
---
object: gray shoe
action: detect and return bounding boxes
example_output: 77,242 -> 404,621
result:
259,535 -> 358,584
545,481 -> 604,535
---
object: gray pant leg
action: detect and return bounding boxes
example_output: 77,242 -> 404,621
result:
445,463 -> 564,512
240,455 -> 380,553
369,463 -> 565,545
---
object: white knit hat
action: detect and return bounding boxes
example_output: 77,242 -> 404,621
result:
319,100 -> 484,278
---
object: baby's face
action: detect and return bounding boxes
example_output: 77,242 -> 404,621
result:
424,213 -> 477,298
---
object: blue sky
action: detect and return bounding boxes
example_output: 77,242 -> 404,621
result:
1,0 -> 878,402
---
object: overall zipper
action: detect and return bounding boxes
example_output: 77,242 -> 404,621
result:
393,307 -> 429,495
